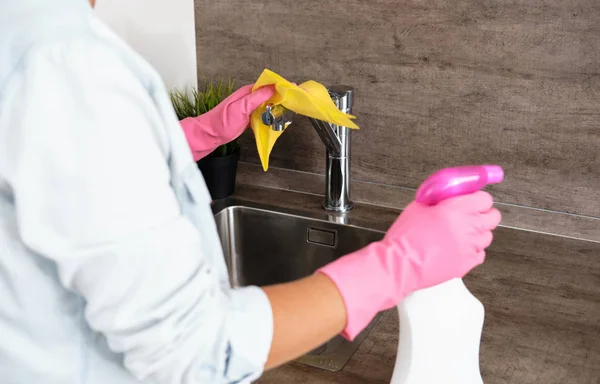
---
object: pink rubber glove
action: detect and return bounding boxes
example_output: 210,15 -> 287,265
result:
180,84 -> 275,161
317,191 -> 502,340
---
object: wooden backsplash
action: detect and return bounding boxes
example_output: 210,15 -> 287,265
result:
194,0 -> 600,236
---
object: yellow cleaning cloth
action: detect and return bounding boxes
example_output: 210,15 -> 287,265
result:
250,69 -> 359,171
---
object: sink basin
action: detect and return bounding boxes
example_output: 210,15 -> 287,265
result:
212,199 -> 385,371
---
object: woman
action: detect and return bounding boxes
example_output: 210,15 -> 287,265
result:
0,0 -> 501,383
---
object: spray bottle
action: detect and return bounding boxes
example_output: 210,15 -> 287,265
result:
390,165 -> 504,384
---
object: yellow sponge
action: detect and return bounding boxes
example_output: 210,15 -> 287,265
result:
250,69 -> 359,171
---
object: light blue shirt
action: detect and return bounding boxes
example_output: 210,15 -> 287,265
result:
0,1 -> 273,383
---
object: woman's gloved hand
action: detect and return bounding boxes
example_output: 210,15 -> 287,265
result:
317,191 -> 502,340
180,84 -> 275,161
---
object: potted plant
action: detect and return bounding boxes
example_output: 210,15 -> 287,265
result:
170,79 -> 240,200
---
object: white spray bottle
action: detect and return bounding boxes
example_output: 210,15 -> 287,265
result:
390,165 -> 504,384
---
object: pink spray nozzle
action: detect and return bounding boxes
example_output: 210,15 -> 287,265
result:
482,165 -> 504,184
415,165 -> 504,206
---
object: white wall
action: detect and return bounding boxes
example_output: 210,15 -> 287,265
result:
95,0 -> 197,92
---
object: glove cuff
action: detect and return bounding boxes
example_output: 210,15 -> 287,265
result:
180,116 -> 220,161
316,242 -> 399,341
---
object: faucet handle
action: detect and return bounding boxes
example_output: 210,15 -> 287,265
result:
261,104 -> 296,131
328,85 -> 354,114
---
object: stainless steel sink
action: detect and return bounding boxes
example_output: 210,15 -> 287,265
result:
212,199 -> 385,371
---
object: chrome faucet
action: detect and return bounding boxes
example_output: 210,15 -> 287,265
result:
261,85 -> 355,213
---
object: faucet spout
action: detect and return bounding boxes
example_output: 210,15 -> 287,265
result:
308,118 -> 342,155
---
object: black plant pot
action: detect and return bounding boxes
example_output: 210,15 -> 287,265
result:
197,148 -> 240,200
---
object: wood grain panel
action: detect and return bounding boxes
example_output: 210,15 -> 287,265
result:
470,228 -> 600,383
195,0 -> 600,219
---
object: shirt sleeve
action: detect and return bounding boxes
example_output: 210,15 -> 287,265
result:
0,37 -> 273,383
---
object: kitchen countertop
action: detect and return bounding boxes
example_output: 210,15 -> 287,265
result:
230,185 -> 600,384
